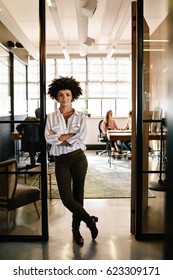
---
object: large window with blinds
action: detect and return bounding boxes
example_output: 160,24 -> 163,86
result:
28,56 -> 131,117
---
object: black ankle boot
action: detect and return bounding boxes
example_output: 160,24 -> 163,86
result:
72,229 -> 84,246
88,216 -> 98,240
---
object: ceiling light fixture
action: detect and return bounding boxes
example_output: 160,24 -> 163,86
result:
62,47 -> 70,60
106,47 -> 115,59
7,41 -> 24,49
144,48 -> 165,52
144,40 -> 169,43
47,0 -> 52,7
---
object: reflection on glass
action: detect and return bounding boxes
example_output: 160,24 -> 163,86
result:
0,46 -> 10,116
0,0 -> 42,237
142,0 -> 168,234
14,57 -> 27,115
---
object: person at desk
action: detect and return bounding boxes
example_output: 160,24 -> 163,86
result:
16,108 -> 41,167
121,110 -> 132,152
45,76 -> 98,246
102,110 -> 122,157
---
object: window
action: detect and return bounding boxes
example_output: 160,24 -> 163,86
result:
13,57 -> 27,115
0,46 -> 10,115
28,56 -> 131,117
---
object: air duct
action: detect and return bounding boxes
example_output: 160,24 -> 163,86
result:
82,0 -> 98,17
75,0 -> 96,57
84,36 -> 95,46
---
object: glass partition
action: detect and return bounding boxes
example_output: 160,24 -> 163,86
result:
140,0 -> 168,235
0,0 -> 48,241
13,57 -> 27,115
0,45 -> 10,116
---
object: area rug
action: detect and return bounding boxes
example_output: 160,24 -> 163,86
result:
84,153 -> 132,198
26,151 -> 155,199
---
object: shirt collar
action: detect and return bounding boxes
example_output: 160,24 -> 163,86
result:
57,107 -> 79,116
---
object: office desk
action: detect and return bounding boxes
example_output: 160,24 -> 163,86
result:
107,130 -> 167,142
107,130 -> 131,141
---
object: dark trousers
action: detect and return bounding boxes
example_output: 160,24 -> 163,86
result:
122,140 -> 132,151
22,141 -> 40,166
55,149 -> 91,230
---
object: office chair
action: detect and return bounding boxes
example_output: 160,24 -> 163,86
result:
96,120 -> 110,156
16,119 -> 41,168
0,158 -> 40,229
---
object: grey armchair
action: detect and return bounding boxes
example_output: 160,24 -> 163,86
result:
0,159 -> 40,229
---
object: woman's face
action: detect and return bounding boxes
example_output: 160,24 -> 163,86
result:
108,110 -> 112,118
56,89 -> 73,107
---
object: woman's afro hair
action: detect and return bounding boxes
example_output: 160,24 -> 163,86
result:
47,76 -> 83,101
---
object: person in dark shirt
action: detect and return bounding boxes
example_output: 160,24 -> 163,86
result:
16,108 -> 41,166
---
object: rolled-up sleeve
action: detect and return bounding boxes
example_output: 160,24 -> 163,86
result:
67,113 -> 87,145
44,113 -> 62,145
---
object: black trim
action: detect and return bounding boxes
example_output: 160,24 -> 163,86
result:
39,0 -> 49,242
0,0 -> 48,242
135,0 -> 143,240
86,144 -> 106,150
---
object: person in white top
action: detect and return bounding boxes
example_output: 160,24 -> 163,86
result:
121,110 -> 132,151
101,110 -> 122,157
45,76 -> 98,246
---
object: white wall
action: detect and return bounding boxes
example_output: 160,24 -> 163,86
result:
85,117 -> 127,144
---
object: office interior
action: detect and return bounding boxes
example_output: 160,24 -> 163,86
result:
0,0 -> 173,260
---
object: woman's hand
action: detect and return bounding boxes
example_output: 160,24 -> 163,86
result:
60,140 -> 71,146
58,133 -> 76,142
48,129 -> 55,135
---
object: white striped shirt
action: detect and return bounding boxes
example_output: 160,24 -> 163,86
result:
45,108 -> 87,156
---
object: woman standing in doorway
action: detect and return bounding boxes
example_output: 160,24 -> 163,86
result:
45,76 -> 98,246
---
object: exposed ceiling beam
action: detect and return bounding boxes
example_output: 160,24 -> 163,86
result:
0,0 -> 38,59
106,0 -> 132,58
47,0 -> 70,59
75,0 -> 96,57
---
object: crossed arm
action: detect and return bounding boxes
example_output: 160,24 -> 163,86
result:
48,129 -> 76,146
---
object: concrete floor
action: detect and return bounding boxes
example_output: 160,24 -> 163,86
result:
0,198 -> 164,260
0,150 -> 165,260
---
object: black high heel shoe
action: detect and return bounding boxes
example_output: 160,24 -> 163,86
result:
89,216 -> 98,240
72,229 -> 84,246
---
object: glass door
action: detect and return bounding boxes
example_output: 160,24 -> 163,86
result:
0,0 -> 48,241
135,0 -> 168,239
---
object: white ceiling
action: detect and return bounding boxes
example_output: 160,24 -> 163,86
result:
0,0 -> 168,60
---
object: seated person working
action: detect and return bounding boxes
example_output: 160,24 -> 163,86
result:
16,108 -> 41,167
101,110 -> 122,158
121,110 -> 132,152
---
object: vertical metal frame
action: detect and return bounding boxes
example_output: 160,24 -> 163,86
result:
0,0 -> 48,242
39,0 -> 49,241
9,52 -> 14,133
164,0 -> 173,259
135,0 -> 166,241
135,0 -> 144,240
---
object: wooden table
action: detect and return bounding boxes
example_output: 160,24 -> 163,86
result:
107,130 -> 131,141
107,130 -> 167,141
